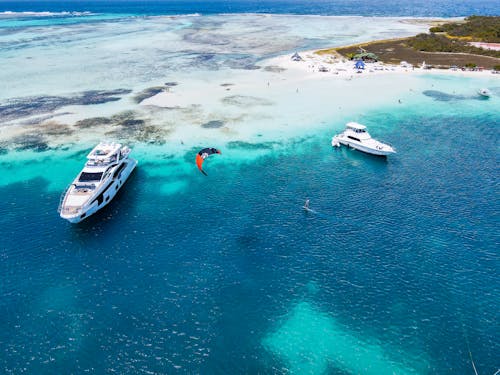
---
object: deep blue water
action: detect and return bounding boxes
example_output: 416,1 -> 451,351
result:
0,108 -> 499,373
1,0 -> 499,17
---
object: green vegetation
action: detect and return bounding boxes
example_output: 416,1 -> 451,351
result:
353,52 -> 378,61
406,33 -> 500,58
322,16 -> 500,69
429,16 -> 500,42
429,26 -> 444,33
494,65 -> 500,71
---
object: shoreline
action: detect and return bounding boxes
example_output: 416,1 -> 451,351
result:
261,46 -> 498,81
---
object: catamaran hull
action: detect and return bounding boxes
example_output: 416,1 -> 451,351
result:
60,158 -> 137,223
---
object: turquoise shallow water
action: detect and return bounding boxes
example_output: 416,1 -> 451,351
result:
1,97 -> 499,373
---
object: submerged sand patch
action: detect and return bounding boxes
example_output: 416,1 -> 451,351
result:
221,95 -> 274,107
263,301 -> 426,374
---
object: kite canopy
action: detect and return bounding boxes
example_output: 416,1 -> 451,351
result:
196,147 -> 221,175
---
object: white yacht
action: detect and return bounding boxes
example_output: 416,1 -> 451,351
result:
332,122 -> 396,156
478,88 -> 491,97
58,142 -> 137,223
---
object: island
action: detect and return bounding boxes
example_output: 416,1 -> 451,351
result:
319,16 -> 500,70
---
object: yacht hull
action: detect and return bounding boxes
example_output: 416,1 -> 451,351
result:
338,139 -> 395,156
61,158 -> 137,223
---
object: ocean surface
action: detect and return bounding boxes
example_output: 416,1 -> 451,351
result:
1,0 -> 500,17
0,1 -> 499,374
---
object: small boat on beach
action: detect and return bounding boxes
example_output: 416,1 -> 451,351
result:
478,88 -> 491,98
58,142 -> 137,223
332,122 -> 396,156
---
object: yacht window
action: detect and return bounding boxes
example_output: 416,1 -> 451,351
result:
79,172 -> 103,182
347,136 -> 361,142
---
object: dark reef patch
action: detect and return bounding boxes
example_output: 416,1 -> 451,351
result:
101,111 -> 170,145
263,65 -> 287,73
189,53 -> 219,70
75,117 -> 112,128
11,134 -> 49,152
422,90 -> 484,102
109,110 -> 137,124
220,83 -> 234,87
77,89 -> 132,105
120,119 -> 146,127
0,121 -> 72,153
133,125 -> 170,145
201,120 -> 225,129
35,121 -> 73,136
0,89 -> 132,122
0,142 -> 8,155
221,95 -> 273,107
133,86 -> 166,104
224,56 -> 260,70
183,31 -> 231,46
226,141 -> 280,150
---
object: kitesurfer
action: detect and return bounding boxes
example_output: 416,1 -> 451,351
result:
304,199 -> 310,210
196,147 -> 221,175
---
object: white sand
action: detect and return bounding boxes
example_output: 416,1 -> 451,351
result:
139,49 -> 498,148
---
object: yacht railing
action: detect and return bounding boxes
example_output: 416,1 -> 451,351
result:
57,184 -> 71,213
59,205 -> 82,215
57,183 -> 84,215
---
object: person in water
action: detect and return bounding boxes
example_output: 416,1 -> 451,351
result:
304,199 -> 310,209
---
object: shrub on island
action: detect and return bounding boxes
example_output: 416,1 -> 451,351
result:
406,33 -> 500,58
434,16 -> 500,42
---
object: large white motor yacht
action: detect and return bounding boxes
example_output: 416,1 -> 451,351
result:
59,142 -> 137,223
331,122 -> 396,156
